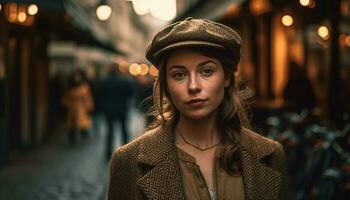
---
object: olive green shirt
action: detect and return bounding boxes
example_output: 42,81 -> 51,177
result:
176,146 -> 245,200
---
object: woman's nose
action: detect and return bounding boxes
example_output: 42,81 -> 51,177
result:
188,74 -> 201,94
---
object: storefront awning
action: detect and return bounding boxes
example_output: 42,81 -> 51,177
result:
0,0 -> 126,54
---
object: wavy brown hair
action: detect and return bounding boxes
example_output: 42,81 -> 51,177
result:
147,46 -> 251,174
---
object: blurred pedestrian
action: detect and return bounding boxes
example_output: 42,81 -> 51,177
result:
283,61 -> 316,113
98,63 -> 135,159
62,70 -> 94,144
108,18 -> 288,199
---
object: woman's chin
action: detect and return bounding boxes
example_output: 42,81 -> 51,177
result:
181,110 -> 215,121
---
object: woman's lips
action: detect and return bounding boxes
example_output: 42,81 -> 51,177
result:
186,99 -> 208,107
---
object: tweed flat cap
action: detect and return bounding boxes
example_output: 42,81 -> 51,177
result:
145,17 -> 242,68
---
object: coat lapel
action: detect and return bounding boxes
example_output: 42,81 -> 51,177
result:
136,119 -> 185,200
240,128 -> 283,200
240,148 -> 283,200
137,152 -> 184,199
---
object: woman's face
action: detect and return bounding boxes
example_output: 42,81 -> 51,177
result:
166,49 -> 230,120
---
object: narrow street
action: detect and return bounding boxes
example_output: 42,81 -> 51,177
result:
0,108 -> 145,200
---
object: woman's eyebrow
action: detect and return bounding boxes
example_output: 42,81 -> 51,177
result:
168,65 -> 186,70
198,60 -> 217,67
168,60 -> 217,70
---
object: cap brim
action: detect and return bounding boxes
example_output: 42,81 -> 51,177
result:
153,41 -> 225,60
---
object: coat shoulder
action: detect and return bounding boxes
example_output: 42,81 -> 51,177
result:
112,128 -> 159,160
243,128 -> 280,145
241,128 -> 283,160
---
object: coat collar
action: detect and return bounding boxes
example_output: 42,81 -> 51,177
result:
136,119 -> 185,200
136,119 -> 282,200
136,119 -> 177,166
240,127 -> 278,160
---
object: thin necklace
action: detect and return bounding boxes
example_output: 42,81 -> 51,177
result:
176,126 -> 221,151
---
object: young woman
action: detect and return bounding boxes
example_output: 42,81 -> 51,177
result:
108,17 -> 288,200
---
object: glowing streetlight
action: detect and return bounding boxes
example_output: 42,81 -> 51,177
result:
149,65 -> 159,77
129,63 -> 141,76
130,0 -> 177,20
96,4 -> 112,21
18,12 -> 27,23
28,4 -> 38,15
299,0 -> 310,7
148,0 -> 176,21
318,26 -> 329,40
118,60 -> 129,73
0,4 -> 2,12
282,15 -> 293,27
139,64 -> 149,76
131,0 -> 148,15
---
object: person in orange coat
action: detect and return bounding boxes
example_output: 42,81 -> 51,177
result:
62,70 -> 94,144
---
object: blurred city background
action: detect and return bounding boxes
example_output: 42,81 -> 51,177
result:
0,0 -> 349,199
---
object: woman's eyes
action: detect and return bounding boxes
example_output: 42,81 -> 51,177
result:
170,67 -> 215,80
172,72 -> 186,80
200,68 -> 215,76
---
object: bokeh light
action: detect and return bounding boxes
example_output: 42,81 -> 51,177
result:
18,12 -> 27,23
118,60 -> 129,73
318,26 -> 330,40
149,65 -> 159,77
299,0 -> 310,7
139,64 -> 149,76
282,15 -> 293,27
148,0 -> 176,21
345,35 -> 350,47
28,4 -> 38,15
131,0 -> 148,15
339,34 -> 346,47
96,5 -> 112,21
129,63 -> 141,76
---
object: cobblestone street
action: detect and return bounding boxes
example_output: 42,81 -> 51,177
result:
0,109 -> 145,200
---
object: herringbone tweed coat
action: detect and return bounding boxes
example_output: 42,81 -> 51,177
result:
107,119 -> 289,200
